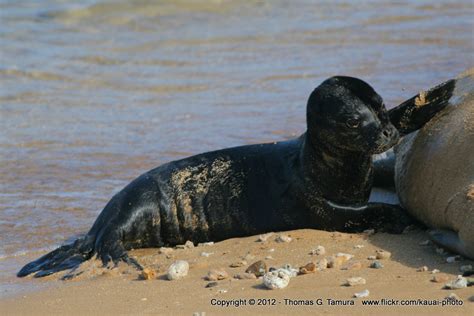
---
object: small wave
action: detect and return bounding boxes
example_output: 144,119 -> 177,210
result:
36,0 -> 243,26
0,68 -> 71,82
0,245 -> 61,260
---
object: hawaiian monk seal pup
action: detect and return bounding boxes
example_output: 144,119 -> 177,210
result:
394,70 -> 474,260
18,76 -> 451,278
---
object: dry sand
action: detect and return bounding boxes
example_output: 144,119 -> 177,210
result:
1,228 -> 473,315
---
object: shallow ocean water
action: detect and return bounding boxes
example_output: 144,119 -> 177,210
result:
0,0 -> 473,295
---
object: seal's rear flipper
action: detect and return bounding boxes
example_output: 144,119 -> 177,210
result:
17,237 -> 93,278
429,229 -> 472,260
389,79 -> 455,136
18,235 -> 143,278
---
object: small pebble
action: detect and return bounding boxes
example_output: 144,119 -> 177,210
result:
327,256 -> 346,269
280,264 -> 299,277
275,235 -> 292,243
258,232 -> 274,242
265,256 -> 274,260
217,289 -> 228,294
344,277 -> 366,286
444,276 -> 468,289
184,240 -> 194,248
419,240 -> 431,246
229,260 -> 247,268
431,269 -> 440,274
140,268 -> 156,280
246,261 -> 267,277
367,255 -> 377,260
336,253 -> 354,261
206,268 -> 229,281
469,295 -> 474,302
310,245 -> 326,256
234,273 -> 257,280
316,258 -> 328,271
375,250 -> 391,260
432,274 -> 450,283
205,282 -> 219,288
446,256 -> 461,263
167,260 -> 189,280
268,248 -> 275,252
197,241 -> 214,247
417,266 -> 428,272
460,265 -> 473,273
158,247 -> 174,255
354,289 -> 370,298
299,262 -> 317,274
141,298 -> 147,301
363,229 -> 375,235
341,260 -> 362,271
370,261 -> 384,269
445,293 -> 461,301
200,252 -> 213,257
263,271 -> 290,289
353,245 -> 364,249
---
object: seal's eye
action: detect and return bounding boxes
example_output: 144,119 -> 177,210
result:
346,118 -> 360,128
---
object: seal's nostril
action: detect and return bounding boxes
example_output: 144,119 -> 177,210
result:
383,129 -> 390,138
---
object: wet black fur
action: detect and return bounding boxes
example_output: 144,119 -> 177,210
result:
18,76 -> 453,278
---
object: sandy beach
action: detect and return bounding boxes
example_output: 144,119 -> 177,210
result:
2,228 -> 473,315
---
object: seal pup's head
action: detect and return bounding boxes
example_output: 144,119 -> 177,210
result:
306,76 -> 399,154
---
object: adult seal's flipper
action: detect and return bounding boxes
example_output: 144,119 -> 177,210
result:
389,79 -> 455,136
372,79 -> 456,188
429,229 -> 473,261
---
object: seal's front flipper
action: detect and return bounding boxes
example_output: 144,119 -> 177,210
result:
429,229 -> 472,260
389,79 -> 455,136
364,203 -> 416,234
323,201 -> 415,234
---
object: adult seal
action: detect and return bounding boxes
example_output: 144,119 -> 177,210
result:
394,70 -> 474,260
18,76 -> 452,278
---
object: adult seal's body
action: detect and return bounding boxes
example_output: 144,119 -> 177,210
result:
18,76 -> 452,278
394,70 -> 474,260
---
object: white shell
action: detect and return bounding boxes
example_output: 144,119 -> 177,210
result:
263,271 -> 290,290
167,260 -> 189,280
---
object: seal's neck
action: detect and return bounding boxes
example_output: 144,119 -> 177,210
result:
301,132 -> 373,204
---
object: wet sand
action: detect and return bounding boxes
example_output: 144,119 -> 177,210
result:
2,229 -> 473,315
